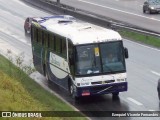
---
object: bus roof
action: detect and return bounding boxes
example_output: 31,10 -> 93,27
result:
32,15 -> 122,45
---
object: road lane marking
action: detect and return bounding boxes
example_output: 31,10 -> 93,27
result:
127,97 -> 143,106
148,109 -> 156,111
77,0 -> 160,22
151,70 -> 160,77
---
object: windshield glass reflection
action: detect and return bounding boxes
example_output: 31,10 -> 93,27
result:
75,45 -> 101,75
100,42 -> 125,73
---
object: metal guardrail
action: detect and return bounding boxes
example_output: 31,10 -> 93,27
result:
23,0 -> 160,38
112,24 -> 160,38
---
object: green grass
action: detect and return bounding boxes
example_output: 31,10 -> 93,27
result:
119,30 -> 160,48
0,54 -> 87,120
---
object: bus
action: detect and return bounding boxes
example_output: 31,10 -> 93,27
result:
31,15 -> 129,99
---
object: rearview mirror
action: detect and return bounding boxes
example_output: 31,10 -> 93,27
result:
124,47 -> 129,59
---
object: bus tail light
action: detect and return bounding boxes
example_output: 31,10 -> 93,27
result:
82,90 -> 90,96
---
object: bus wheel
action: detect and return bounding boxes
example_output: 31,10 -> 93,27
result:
69,81 -> 78,100
112,92 -> 119,96
69,82 -> 74,97
24,29 -> 28,37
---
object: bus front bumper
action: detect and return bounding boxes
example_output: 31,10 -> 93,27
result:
75,82 -> 127,97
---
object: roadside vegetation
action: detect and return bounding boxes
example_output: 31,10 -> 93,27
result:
0,54 -> 86,120
119,30 -> 160,48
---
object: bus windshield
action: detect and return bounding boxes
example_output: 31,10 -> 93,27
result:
75,41 -> 126,75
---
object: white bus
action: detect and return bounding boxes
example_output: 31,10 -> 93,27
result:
31,15 -> 129,99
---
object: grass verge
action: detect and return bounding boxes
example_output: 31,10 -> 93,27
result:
0,54 -> 87,120
119,30 -> 160,48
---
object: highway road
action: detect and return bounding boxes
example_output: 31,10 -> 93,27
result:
0,0 -> 160,120
51,0 -> 160,33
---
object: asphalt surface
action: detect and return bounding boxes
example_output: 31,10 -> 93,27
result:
0,0 -> 160,120
51,0 -> 160,33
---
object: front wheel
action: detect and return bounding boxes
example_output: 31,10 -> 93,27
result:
112,92 -> 119,96
69,81 -> 79,100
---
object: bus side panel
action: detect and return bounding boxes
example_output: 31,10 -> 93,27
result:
45,51 -> 70,90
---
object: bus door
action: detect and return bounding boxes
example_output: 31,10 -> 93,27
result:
67,40 -> 75,77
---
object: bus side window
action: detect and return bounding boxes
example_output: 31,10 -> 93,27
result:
61,38 -> 67,58
33,27 -> 37,43
56,36 -> 61,54
43,32 -> 48,47
37,29 -> 42,44
48,34 -> 54,51
31,26 -> 33,41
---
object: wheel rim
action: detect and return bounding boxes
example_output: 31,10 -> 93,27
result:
70,84 -> 74,95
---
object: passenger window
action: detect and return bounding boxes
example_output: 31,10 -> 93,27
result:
56,36 -> 61,54
43,32 -> 48,47
33,27 -> 37,43
49,34 -> 54,50
37,29 -> 42,44
62,39 -> 67,58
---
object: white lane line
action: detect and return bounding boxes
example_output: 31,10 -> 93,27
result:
148,109 -> 156,111
77,0 -> 160,22
151,70 -> 160,77
127,97 -> 143,106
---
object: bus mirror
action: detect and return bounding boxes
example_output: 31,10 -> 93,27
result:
124,47 -> 129,59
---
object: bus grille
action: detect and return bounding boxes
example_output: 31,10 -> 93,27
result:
89,84 -> 125,94
91,80 -> 115,85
